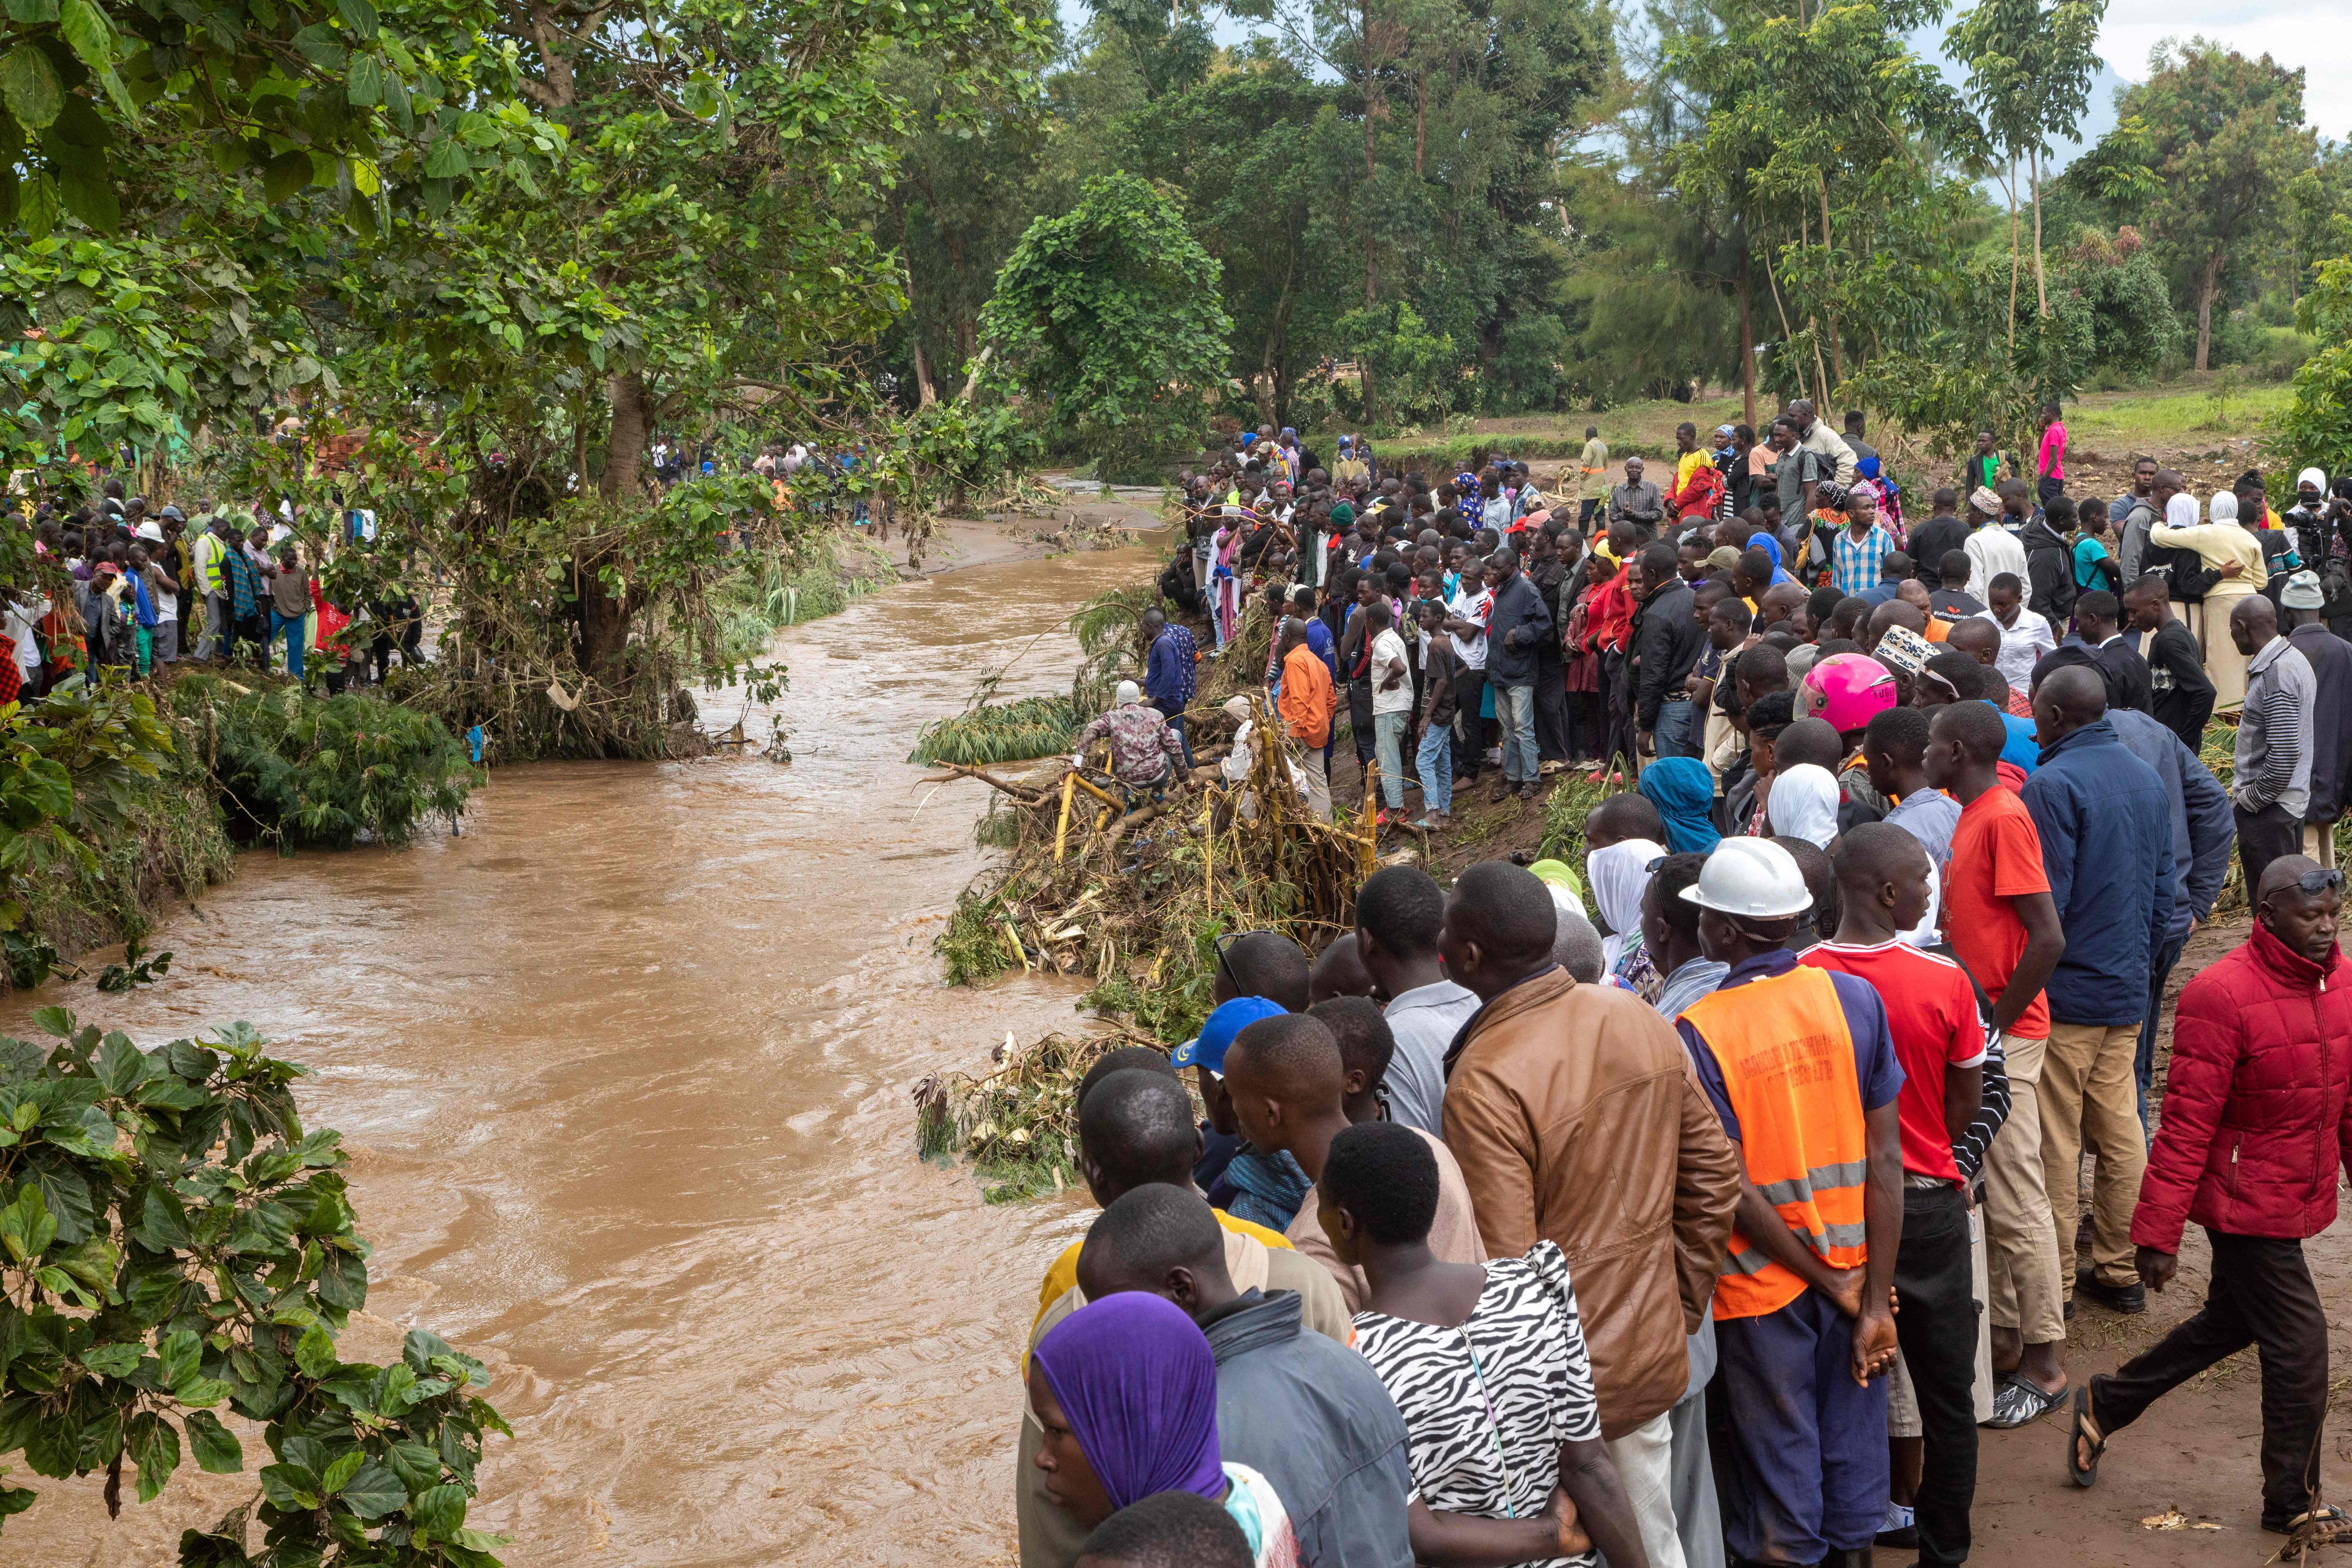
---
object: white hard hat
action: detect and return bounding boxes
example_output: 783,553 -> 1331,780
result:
1682,838 -> 1812,919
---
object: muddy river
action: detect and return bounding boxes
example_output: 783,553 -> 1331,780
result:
12,540 -> 1158,1567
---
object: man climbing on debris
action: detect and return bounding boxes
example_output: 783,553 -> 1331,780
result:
1072,680 -> 1187,799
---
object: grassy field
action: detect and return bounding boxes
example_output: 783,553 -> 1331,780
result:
1332,373 -> 2294,498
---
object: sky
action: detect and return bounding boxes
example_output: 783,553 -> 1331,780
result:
1056,0 -> 2349,147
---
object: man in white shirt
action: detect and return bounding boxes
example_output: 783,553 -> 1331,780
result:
1962,485 -> 2029,601
1444,570 -> 1492,785
1367,601 -> 1413,819
1976,573 -> 2057,695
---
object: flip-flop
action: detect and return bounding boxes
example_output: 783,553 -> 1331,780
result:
2265,1504 -> 2348,1539
2067,1382 -> 2106,1489
1984,1372 -> 2068,1429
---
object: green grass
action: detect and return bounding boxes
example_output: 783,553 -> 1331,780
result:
2062,380 -> 2295,456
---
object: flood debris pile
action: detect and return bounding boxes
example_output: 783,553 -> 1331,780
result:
927,693 -> 1377,1042
912,1023 -> 1181,1202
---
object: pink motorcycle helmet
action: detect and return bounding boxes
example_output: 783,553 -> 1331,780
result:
1802,651 -> 1898,735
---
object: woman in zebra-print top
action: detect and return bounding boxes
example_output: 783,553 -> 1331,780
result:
1315,1121 -> 1653,1568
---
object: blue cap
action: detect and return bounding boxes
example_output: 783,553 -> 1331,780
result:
1240,432 -> 1257,447
1337,435 -> 1352,447
1171,996 -> 1286,1076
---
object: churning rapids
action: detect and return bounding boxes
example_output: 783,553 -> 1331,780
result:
9,538 -> 1164,1567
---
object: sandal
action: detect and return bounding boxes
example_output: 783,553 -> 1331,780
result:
2264,1504 -> 2349,1539
2067,1381 -> 2106,1489
1986,1371 -> 2069,1429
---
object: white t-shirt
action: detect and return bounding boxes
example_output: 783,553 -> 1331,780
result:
1976,607 -> 2056,694
1447,586 -> 1491,670
1370,628 -> 1414,714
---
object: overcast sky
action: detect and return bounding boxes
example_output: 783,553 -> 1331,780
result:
1058,2 -> 2348,144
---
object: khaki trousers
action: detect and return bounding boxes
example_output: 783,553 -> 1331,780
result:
2040,1020 -> 2149,1293
1296,742 -> 1332,821
2303,820 -> 2339,871
1982,1033 -> 2067,1344
1606,1410 -> 1689,1568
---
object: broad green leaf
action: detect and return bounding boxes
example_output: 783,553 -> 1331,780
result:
422,137 -> 468,178
334,0 -> 379,40
262,149 -> 313,205
346,54 -> 382,107
2,0 -> 61,24
0,44 -> 63,130
78,1340 -> 141,1377
257,1460 -> 317,1510
157,1328 -> 200,1392
57,0 -> 114,71
335,1459 -> 407,1519
321,1447 -> 364,1493
137,1185 -> 192,1250
411,1480 -> 468,1539
129,1410 -> 181,1502
294,1325 -> 337,1379
316,1247 -> 366,1311
184,1409 -> 243,1474
56,167 -> 120,232
23,1163 -> 94,1242
93,1034 -> 142,1095
0,1184 -> 55,1261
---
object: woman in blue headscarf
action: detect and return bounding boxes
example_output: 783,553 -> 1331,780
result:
1029,1294 -> 1297,1566
1637,756 -> 1722,855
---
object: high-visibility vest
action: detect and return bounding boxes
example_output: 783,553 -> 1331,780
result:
1682,965 -> 1871,1321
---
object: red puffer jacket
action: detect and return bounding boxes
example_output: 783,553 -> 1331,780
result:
2132,922 -> 2352,1253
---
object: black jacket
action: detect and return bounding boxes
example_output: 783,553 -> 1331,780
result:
2132,617 -> 2216,755
2090,635 -> 2154,717
1484,570 -> 1553,685
2020,518 -> 2076,623
1906,514 -> 1969,583
1632,580 -> 1703,730
2289,622 -> 2352,824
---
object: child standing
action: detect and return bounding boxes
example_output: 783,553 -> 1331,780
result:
1409,598 -> 1456,829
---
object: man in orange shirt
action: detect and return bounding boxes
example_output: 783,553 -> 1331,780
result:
1276,616 -> 1336,820
1925,698 -> 2071,1430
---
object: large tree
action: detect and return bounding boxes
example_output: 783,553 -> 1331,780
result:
2071,40 -> 2314,370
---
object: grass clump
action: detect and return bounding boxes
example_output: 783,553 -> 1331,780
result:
912,1026 -> 1183,1203
913,693 -> 1083,766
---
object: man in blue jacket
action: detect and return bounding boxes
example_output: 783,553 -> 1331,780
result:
1480,545 -> 1553,802
1141,607 -> 1198,769
2021,664 -> 2175,1318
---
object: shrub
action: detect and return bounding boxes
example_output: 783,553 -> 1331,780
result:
0,1010 -> 511,1561
170,680 -> 479,851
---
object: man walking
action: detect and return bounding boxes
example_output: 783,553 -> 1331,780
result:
1632,542 -> 1703,760
1442,860 -> 1742,1568
2070,857 -> 2352,1545
2020,666 -> 2173,1317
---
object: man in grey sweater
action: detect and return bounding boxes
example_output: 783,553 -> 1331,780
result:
2230,594 -> 2316,892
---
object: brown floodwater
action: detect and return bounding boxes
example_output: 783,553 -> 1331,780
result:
7,538 -> 1160,1567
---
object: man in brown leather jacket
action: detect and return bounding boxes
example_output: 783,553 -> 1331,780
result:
1440,859 -> 1742,1568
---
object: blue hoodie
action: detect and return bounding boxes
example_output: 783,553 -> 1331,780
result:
2020,718 -> 2176,1025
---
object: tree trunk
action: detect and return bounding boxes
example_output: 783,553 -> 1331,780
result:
1817,174 -> 1843,387
913,336 -> 938,406
579,371 -> 649,682
2030,150 -> 2048,320
2005,164 -> 2019,348
2194,249 -> 2223,372
1358,0 -> 1380,425
1737,243 -> 1756,432
599,371 -> 647,502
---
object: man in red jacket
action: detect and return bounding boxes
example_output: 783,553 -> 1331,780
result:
2067,855 -> 2352,1541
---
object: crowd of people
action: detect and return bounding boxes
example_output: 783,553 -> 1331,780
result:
1046,406 -> 2352,1568
2,482 -> 424,699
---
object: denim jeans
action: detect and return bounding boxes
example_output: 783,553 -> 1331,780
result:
1654,697 -> 1701,758
1496,683 -> 1538,783
1156,706 -> 1195,771
1372,711 -> 1408,809
270,609 -> 305,681
1415,720 -> 1452,816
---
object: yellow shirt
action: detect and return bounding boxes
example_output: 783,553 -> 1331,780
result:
1674,448 -> 1710,497
1031,1208 -> 1293,1340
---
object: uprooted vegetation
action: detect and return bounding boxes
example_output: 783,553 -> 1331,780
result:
912,1022 -> 1185,1203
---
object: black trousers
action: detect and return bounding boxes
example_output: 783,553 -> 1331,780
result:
1533,647 -> 1571,763
2235,802 -> 2302,896
1895,1184 -> 1978,1568
1348,679 -> 1376,766
1452,667 -> 1487,779
2152,689 -> 2215,756
2097,1229 -> 2329,1524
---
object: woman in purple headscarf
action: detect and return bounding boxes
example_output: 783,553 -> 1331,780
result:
1028,1294 -> 1298,1567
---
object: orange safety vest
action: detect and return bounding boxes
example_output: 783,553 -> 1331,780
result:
1682,965 -> 1871,1321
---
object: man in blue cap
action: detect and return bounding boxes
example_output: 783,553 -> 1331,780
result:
1175,995 -> 1310,1230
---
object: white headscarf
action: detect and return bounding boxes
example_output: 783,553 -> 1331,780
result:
1587,837 -> 1665,974
2300,467 -> 2329,492
1766,764 -> 1841,849
2211,492 -> 2239,524
2166,492 -> 2200,528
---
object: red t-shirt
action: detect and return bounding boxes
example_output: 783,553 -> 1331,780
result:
1945,786 -> 2051,1039
1802,939 -> 1990,1182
